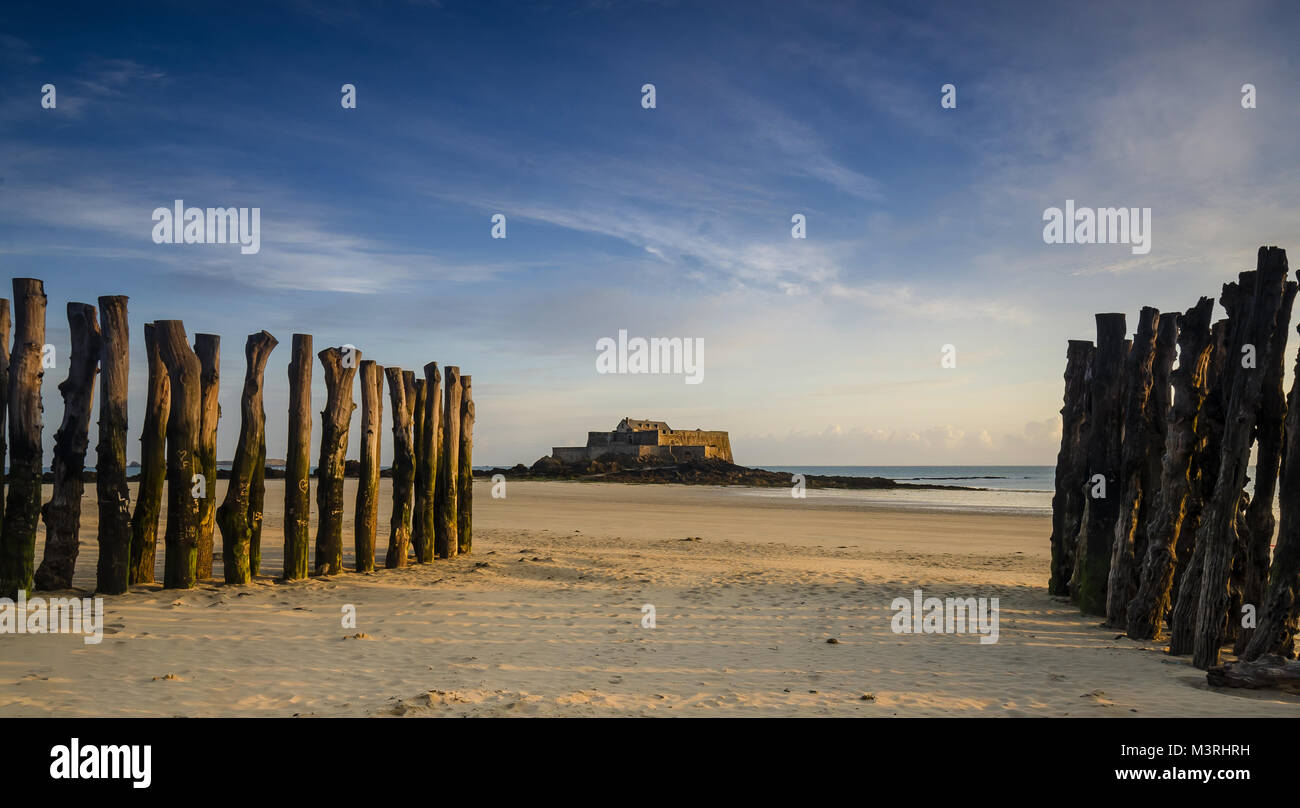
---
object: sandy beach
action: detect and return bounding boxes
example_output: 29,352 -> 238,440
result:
2,478 -> 1297,717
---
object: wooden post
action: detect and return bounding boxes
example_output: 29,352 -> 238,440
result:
0,299 -> 10,532
384,367 -> 414,568
1245,328 -> 1300,659
1192,251 -> 1290,668
34,303 -> 102,590
457,374 -> 474,555
283,334 -> 312,580
1170,313 -> 1238,655
315,346 -> 357,575
154,320 -> 202,589
0,280 -> 47,598
96,297 -> 131,594
1236,282 -> 1297,653
1172,320 -> 1229,607
1127,298 -> 1214,639
129,323 -> 169,584
1105,307 -> 1161,626
1143,311 -> 1180,556
250,424 -> 267,575
1049,341 -> 1094,596
194,334 -> 220,579
356,360 -> 383,572
410,376 -> 428,561
216,331 -> 277,584
1073,314 -> 1126,615
435,366 -> 462,559
419,362 -> 440,562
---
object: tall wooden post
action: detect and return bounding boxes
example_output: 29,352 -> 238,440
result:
283,334 -> 312,580
1143,311 -> 1179,551
457,374 -> 474,555
1127,298 -> 1214,639
410,377 -> 428,561
315,346 -> 357,575
216,332 -> 277,584
154,320 -> 202,589
355,360 -> 383,572
419,362 -> 440,562
34,303 -> 102,590
31,304 -> 97,588
1048,340 -> 1093,596
130,323 -> 169,584
1192,251 -> 1290,668
194,334 -> 220,579
1245,322 -> 1300,659
0,299 -> 10,532
1105,307 -> 1161,626
1237,282 -> 1297,653
1169,321 -> 1232,653
435,366 -> 462,559
384,367 -> 414,568
0,279 -> 47,599
96,297 -> 131,594
1176,321 -> 1229,595
1073,314 -> 1126,615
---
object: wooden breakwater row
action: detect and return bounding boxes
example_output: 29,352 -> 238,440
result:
1049,246 -> 1300,678
0,279 -> 474,598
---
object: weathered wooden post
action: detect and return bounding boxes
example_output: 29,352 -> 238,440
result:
1237,282 -> 1297,653
1127,298 -> 1214,639
216,331 -> 277,584
315,346 -> 357,575
154,320 -> 202,589
1048,341 -> 1094,596
419,362 -> 440,562
384,366 -> 414,568
249,363 -> 271,578
0,279 -> 47,599
457,374 -> 474,555
194,334 -> 220,579
355,360 -> 383,572
283,334 -> 312,580
403,371 -> 417,442
250,426 -> 267,575
410,376 -> 428,561
34,303 -> 101,590
0,299 -> 10,531
1143,311 -> 1180,548
1245,326 -> 1300,659
1105,307 -> 1161,626
435,366 -> 462,559
130,323 -> 169,584
1073,314 -> 1126,615
96,297 -> 131,594
1192,251 -> 1289,668
1169,320 -> 1231,653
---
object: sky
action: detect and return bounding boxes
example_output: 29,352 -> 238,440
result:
2,0 -> 1300,467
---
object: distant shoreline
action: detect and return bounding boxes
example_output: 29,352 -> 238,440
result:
473,457 -> 985,491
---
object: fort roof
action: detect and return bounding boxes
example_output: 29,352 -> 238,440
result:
618,417 -> 670,432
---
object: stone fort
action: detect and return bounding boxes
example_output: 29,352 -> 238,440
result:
553,417 -> 734,464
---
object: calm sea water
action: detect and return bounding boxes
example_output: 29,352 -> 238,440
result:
728,465 -> 1056,516
766,465 -> 1055,492
748,464 -> 1273,518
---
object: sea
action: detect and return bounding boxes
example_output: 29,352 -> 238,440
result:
753,465 -> 1056,516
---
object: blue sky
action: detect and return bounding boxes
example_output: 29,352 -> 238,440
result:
3,0 -> 1300,466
